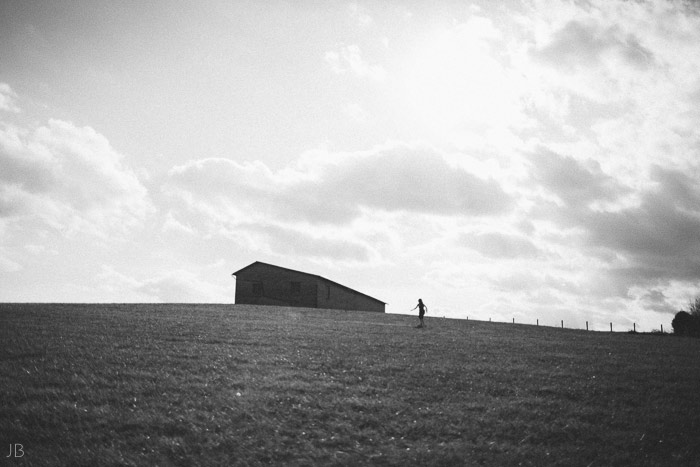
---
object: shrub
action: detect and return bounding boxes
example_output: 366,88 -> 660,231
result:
672,310 -> 700,337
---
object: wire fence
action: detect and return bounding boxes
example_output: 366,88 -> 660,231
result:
464,316 -> 670,334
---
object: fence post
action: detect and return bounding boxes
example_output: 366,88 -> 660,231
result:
661,324 -> 663,333
561,320 -> 564,329
586,321 -> 589,331
536,319 -> 539,326
513,318 -> 515,324
610,322 -> 613,332
633,323 -> 636,333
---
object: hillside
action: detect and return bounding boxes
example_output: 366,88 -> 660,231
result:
2,303 -> 699,466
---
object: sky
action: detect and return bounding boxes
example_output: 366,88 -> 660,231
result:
2,0 -> 700,331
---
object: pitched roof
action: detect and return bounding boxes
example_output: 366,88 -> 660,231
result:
232,261 -> 386,304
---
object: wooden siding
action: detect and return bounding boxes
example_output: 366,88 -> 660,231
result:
316,279 -> 385,313
235,262 -> 318,308
234,262 -> 384,313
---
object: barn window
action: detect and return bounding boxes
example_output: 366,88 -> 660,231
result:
252,282 -> 263,296
291,281 -> 301,295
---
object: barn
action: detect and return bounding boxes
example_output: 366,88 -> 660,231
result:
232,261 -> 385,313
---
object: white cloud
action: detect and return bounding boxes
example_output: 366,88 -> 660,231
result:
136,270 -> 226,303
166,142 -> 514,227
524,0 -> 700,160
0,118 -> 153,236
325,44 -> 387,81
348,3 -> 373,28
162,211 -> 195,235
342,102 -> 369,123
0,83 -> 20,113
163,143 -> 515,266
0,252 -> 22,272
97,266 -> 230,303
242,222 -> 375,263
457,231 -> 541,259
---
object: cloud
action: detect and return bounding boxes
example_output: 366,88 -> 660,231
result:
523,153 -> 700,300
163,143 -> 514,264
242,222 -> 374,262
325,44 -> 387,81
0,251 -> 22,272
524,3 -> 677,110
348,3 -> 373,28
162,211 -> 195,235
458,231 -> 541,259
342,102 -> 370,123
634,288 -> 676,314
325,145 -> 514,216
136,271 -> 221,302
166,143 -> 514,227
526,147 -> 629,209
0,83 -> 20,113
97,266 -> 229,303
581,166 -> 700,282
488,269 -> 577,295
0,118 -> 153,235
534,19 -> 654,71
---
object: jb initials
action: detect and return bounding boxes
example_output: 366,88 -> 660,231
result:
6,444 -> 24,458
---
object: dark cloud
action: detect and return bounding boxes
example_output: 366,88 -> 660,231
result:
638,289 -> 676,314
167,143 -> 514,225
582,167 -> 700,282
527,147 -> 628,209
527,156 -> 700,298
523,145 -> 700,300
321,145 -> 513,217
534,19 -> 654,70
164,144 -> 515,263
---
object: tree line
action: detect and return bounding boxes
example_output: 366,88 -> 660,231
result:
672,297 -> 700,337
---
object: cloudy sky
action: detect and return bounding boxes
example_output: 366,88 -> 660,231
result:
2,0 -> 700,331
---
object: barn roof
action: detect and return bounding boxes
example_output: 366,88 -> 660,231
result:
232,261 -> 386,304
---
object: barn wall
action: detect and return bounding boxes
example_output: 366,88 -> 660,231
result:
316,280 -> 385,313
235,263 -> 318,308
235,262 -> 385,312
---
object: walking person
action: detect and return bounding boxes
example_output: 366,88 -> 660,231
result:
411,298 -> 427,328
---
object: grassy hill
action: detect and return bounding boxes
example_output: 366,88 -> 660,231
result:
2,303 -> 699,466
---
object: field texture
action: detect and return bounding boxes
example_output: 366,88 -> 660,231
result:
2,303 -> 700,466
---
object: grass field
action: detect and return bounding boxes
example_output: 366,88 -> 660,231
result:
2,303 -> 700,466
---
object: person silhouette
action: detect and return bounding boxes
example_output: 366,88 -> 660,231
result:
411,298 -> 427,328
